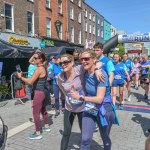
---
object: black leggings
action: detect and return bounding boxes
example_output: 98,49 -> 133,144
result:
60,109 -> 83,150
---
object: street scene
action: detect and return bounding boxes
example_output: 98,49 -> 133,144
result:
0,0 -> 150,150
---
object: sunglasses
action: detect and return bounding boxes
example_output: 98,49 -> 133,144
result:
80,57 -> 91,62
59,60 -> 71,66
34,57 -> 40,60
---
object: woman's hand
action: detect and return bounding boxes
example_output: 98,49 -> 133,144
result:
95,69 -> 105,82
70,90 -> 80,100
127,76 -> 130,82
17,72 -> 22,79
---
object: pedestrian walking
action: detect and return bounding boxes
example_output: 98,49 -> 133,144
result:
112,54 -> 130,108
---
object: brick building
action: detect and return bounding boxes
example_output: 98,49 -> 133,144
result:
67,0 -> 83,47
0,0 -> 41,49
82,1 -> 96,49
38,0 -> 69,47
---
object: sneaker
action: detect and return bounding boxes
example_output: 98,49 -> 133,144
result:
55,111 -> 60,117
127,95 -> 132,102
42,126 -> 51,132
121,100 -> 126,105
28,133 -> 42,140
50,93 -> 54,98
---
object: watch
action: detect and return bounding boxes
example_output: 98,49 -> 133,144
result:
94,68 -> 99,71
79,96 -> 84,101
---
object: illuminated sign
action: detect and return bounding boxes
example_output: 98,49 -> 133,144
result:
118,33 -> 150,43
43,39 -> 54,46
8,36 -> 29,45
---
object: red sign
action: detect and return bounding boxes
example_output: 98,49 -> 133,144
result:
128,50 -> 142,53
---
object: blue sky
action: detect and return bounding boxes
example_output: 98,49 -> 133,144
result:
85,0 -> 150,34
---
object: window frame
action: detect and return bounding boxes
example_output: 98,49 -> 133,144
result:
27,11 -> 34,36
70,7 -> 74,20
46,17 -> 51,37
70,27 -> 74,43
5,3 -> 14,32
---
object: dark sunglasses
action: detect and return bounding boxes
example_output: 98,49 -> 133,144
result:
80,57 -> 91,62
34,57 -> 40,60
59,60 -> 71,66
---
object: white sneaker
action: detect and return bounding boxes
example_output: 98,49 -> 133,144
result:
42,126 -> 51,132
121,100 -> 126,104
127,95 -> 132,102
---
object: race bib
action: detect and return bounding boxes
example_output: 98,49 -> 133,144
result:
84,102 -> 98,116
67,90 -> 84,105
114,75 -> 121,80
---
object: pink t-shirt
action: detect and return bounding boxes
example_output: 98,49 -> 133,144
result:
133,63 -> 141,74
57,65 -> 85,112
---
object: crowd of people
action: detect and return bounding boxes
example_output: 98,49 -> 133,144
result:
16,42 -> 150,150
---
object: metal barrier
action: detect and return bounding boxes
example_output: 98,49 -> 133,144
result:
11,72 -> 29,105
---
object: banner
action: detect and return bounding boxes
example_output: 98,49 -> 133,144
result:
118,33 -> 150,43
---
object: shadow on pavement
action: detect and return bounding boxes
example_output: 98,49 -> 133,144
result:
58,131 -> 104,150
132,92 -> 150,105
131,114 -> 150,137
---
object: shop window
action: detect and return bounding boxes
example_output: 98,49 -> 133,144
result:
5,3 -> 14,32
27,11 -> 34,36
46,18 -> 51,37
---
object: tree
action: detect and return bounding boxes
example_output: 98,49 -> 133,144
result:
116,43 -> 125,57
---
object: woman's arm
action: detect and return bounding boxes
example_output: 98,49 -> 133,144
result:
17,67 -> 42,85
70,86 -> 106,104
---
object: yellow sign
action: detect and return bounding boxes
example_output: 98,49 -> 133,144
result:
8,36 -> 29,45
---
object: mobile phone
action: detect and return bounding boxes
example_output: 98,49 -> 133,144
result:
16,65 -> 21,72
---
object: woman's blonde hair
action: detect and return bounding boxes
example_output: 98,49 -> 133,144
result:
80,49 -> 97,59
60,54 -> 74,62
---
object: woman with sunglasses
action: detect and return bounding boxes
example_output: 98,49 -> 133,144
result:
57,54 -> 104,150
70,50 -> 119,150
112,53 -> 130,109
17,52 -> 50,140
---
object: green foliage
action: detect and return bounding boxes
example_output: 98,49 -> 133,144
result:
116,43 -> 125,57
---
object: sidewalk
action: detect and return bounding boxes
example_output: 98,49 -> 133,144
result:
0,87 -> 149,150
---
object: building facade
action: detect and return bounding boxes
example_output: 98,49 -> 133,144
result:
0,0 -> 40,49
67,0 -> 83,47
104,19 -> 111,43
82,2 -> 96,49
96,12 -> 104,44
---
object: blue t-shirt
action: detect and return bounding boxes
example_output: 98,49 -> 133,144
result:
51,64 -> 63,85
141,60 -> 150,75
123,59 -> 134,75
112,62 -> 127,85
28,64 -> 37,79
99,56 -> 115,74
85,69 -> 111,98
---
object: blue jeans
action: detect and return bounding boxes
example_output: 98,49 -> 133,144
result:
80,104 -> 115,150
53,84 -> 65,110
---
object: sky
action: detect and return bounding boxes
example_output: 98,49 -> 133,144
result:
85,0 -> 150,34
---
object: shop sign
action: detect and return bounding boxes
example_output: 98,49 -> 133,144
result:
43,39 -> 54,46
8,36 -> 29,45
128,50 -> 142,53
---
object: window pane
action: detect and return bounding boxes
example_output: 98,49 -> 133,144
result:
5,4 -> 12,17
6,18 -> 12,30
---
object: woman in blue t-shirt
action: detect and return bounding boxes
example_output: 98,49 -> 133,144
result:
70,50 -> 119,150
112,54 -> 130,109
